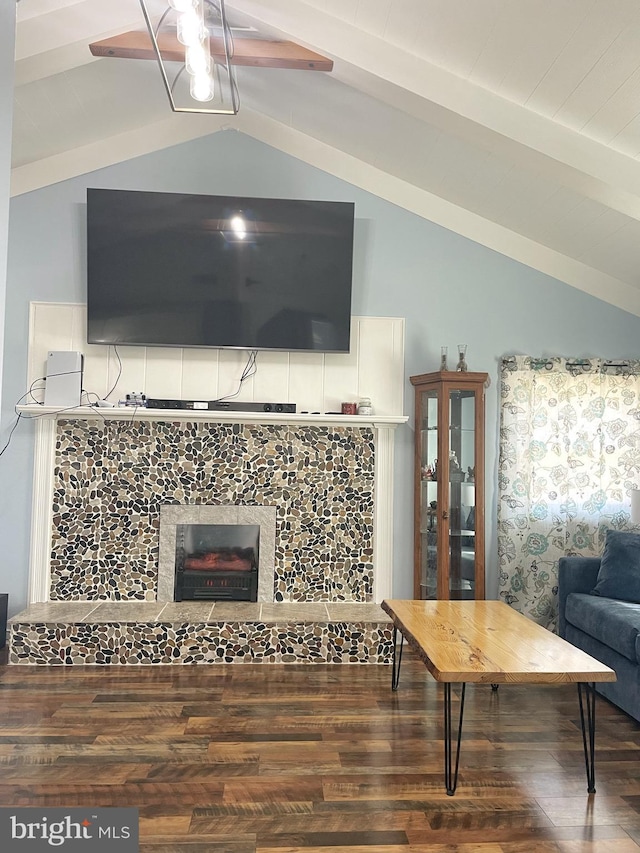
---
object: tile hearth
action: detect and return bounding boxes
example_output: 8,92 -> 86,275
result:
8,601 -> 393,666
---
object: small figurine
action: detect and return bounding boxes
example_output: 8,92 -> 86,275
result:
467,465 -> 475,483
422,459 -> 438,480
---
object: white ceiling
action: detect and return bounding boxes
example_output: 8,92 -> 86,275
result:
12,0 -> 640,317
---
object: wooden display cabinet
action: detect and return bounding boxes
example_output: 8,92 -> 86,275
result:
410,370 -> 488,600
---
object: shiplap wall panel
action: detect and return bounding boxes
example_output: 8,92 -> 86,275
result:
27,303 -> 404,416
217,349 -> 256,401
76,306 -> 110,403
251,350 -> 290,403
144,348 -> 185,400
110,346 -> 147,403
357,316 -> 404,416
288,352 -> 325,414
322,318 -> 360,411
81,342 -> 110,402
28,303 -> 75,382
180,348 -> 219,401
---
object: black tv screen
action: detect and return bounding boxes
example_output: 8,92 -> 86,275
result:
86,188 -> 355,353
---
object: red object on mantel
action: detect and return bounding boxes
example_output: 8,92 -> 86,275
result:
184,550 -> 254,572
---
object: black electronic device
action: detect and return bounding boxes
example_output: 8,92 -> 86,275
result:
87,189 -> 355,354
145,399 -> 204,410
146,399 -> 296,413
210,401 -> 297,413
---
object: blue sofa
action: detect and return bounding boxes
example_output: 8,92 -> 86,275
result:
558,555 -> 640,723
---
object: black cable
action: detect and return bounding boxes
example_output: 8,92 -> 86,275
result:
1,362 -> 122,460
0,414 -> 21,458
0,380 -> 45,458
110,401 -> 140,438
82,390 -> 101,406
212,350 -> 258,403
104,345 -> 122,401
8,381 -> 45,418
16,376 -> 107,423
27,375 -> 46,404
18,402 -> 106,422
3,344 -> 257,458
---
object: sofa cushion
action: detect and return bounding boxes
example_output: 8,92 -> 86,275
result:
565,592 -> 640,663
590,529 -> 640,604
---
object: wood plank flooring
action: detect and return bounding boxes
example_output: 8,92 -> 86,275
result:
0,650 -> 640,851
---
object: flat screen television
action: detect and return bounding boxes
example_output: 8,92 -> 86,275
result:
86,188 -> 355,353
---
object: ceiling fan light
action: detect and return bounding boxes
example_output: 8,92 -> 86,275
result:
185,43 -> 211,76
176,9 -> 205,47
138,0 -> 239,114
190,73 -> 214,102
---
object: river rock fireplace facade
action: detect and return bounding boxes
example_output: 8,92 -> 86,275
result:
48,419 -> 374,603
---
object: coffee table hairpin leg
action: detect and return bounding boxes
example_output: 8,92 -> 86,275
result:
390,626 -> 403,691
444,683 -> 466,796
577,681 -> 597,794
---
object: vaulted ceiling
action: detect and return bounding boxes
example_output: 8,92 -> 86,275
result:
12,0 -> 640,317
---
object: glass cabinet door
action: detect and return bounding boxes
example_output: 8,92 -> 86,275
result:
412,370 -> 487,601
448,389 -> 476,599
418,389 -> 438,599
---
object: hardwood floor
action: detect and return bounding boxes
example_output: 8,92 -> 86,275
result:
1,650 -> 639,851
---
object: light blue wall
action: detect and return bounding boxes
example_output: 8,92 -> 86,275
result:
4,130 -> 640,616
0,3 -> 17,415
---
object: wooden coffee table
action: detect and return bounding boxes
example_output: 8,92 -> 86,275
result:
381,599 -> 616,796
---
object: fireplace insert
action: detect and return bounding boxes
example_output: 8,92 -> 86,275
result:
174,524 -> 259,601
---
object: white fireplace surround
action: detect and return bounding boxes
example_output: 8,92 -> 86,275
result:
158,504 -> 277,602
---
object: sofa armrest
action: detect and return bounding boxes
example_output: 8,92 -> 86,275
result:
558,556 -> 601,638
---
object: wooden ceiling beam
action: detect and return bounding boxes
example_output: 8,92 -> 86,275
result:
89,30 -> 333,71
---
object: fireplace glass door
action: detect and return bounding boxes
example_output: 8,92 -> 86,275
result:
174,523 -> 259,601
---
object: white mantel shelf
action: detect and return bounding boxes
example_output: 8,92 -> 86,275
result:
17,405 -> 408,429
22,405 -> 407,606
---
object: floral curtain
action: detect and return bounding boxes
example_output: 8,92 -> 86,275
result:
497,356 -> 640,631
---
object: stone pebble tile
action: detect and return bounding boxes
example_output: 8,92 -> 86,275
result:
9,621 -> 394,666
49,421 -> 375,604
